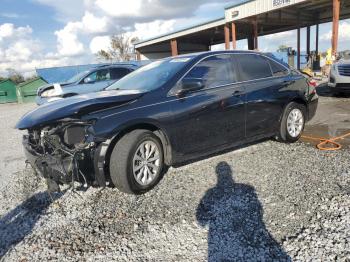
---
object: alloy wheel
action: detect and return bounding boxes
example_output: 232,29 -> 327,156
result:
132,140 -> 160,186
287,108 -> 304,138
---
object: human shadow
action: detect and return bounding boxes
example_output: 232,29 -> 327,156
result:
196,162 -> 291,262
0,192 -> 61,258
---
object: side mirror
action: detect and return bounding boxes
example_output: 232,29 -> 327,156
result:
84,77 -> 95,84
176,78 -> 204,96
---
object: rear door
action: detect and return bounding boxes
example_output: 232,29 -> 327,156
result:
169,54 -> 245,156
110,67 -> 132,83
236,54 -> 289,137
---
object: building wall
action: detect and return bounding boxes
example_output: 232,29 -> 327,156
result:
16,78 -> 47,103
0,80 -> 17,104
225,0 -> 309,22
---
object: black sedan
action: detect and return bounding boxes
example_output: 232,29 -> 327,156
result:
16,51 -> 318,194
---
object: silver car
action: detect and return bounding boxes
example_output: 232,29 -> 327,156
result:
329,59 -> 350,94
36,64 -> 139,105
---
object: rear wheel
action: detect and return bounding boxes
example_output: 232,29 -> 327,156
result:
109,129 -> 164,194
278,102 -> 306,143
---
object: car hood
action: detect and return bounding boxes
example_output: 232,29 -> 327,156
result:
16,90 -> 144,130
37,82 -> 73,95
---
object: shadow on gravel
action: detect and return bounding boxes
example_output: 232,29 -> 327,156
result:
0,192 -> 61,258
196,162 -> 291,262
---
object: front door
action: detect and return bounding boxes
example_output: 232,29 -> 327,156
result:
169,54 -> 245,157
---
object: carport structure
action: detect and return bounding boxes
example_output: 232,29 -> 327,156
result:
135,0 -> 350,69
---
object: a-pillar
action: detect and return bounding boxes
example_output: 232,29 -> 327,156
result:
332,0 -> 340,55
224,23 -> 230,50
170,39 -> 178,56
136,50 -> 141,61
231,22 -> 237,49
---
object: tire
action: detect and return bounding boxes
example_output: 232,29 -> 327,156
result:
278,102 -> 306,143
109,129 -> 164,194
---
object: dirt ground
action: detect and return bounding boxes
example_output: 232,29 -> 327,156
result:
302,83 -> 350,148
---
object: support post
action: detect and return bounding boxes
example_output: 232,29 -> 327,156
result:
170,39 -> 178,56
136,50 -> 141,61
332,0 -> 340,55
248,37 -> 254,50
306,26 -> 311,57
231,22 -> 237,49
297,27 -> 301,70
253,17 -> 258,50
224,23 -> 230,50
316,23 -> 319,55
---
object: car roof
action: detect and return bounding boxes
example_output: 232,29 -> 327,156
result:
91,63 -> 141,71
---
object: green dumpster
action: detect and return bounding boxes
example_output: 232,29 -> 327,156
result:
0,79 -> 17,103
16,77 -> 47,103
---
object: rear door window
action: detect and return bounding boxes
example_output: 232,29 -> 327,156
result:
110,68 -> 131,80
96,69 -> 110,81
237,54 -> 272,81
269,59 -> 289,77
83,69 -> 110,83
183,54 -> 236,89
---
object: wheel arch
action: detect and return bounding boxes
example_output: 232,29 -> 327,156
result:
103,122 -> 173,183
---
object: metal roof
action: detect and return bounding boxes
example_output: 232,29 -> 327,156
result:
16,77 -> 47,88
135,17 -> 225,48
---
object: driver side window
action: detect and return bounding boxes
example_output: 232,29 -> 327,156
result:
183,55 -> 235,89
83,69 -> 110,83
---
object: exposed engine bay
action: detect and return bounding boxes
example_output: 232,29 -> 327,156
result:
24,120 -> 101,192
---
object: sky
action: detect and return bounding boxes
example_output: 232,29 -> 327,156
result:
0,0 -> 349,77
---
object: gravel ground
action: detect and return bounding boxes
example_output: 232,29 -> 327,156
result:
0,100 -> 349,261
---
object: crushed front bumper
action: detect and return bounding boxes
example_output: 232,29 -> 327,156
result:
22,135 -> 109,188
23,135 -> 73,184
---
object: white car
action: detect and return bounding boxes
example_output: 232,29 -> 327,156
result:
329,59 -> 350,94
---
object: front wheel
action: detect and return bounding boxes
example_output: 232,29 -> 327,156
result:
278,102 -> 306,143
109,129 -> 164,194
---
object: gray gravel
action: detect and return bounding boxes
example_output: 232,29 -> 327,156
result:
0,101 -> 349,261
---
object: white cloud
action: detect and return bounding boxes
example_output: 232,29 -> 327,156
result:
133,20 -> 175,40
55,22 -> 84,57
321,22 -> 350,41
32,0 -> 85,22
264,31 -> 294,40
95,0 -> 143,17
0,23 -> 32,40
90,35 -> 110,53
81,12 -> 109,34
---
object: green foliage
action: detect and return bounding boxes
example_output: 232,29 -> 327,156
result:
6,68 -> 24,84
96,34 -> 139,62
277,45 -> 289,52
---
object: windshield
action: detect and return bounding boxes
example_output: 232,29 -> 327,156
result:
67,70 -> 90,83
106,57 -> 193,92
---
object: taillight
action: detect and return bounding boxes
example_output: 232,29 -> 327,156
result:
308,80 -> 317,95
308,80 -> 317,87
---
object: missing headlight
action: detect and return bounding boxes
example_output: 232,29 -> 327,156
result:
63,125 -> 86,146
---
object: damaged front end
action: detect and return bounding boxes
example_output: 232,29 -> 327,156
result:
23,119 -> 108,192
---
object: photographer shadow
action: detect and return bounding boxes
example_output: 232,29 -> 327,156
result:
0,192 -> 61,258
196,162 -> 291,261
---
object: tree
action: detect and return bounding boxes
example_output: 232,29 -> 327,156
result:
6,68 -> 24,84
277,45 -> 289,52
96,34 -> 139,62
